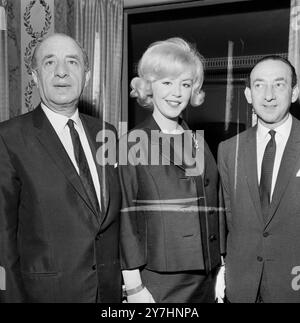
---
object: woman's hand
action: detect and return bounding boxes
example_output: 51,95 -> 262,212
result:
127,287 -> 155,303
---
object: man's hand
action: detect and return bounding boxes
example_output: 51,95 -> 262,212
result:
0,266 -> 6,291
215,265 -> 225,303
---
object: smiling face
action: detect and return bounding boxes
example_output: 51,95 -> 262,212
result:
245,59 -> 299,128
32,34 -> 90,116
151,70 -> 194,121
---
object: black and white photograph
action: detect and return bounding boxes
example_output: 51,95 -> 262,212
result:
0,0 -> 300,311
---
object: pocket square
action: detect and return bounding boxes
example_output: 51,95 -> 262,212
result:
296,169 -> 300,177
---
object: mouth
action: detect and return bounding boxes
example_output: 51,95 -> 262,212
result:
165,100 -> 182,108
263,105 -> 277,109
53,84 -> 71,88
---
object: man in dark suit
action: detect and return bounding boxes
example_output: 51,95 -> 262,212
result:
0,33 -> 122,303
218,55 -> 300,303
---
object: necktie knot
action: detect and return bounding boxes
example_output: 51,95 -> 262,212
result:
67,119 -> 75,130
269,130 -> 276,140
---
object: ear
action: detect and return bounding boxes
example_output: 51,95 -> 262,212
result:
196,89 -> 205,106
84,70 -> 91,88
292,85 -> 299,103
244,87 -> 252,104
199,75 -> 204,89
31,70 -> 39,87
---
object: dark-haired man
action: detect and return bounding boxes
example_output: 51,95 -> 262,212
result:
218,55 -> 300,302
0,33 -> 122,303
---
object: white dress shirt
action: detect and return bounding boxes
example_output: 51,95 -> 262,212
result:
41,103 -> 101,210
257,113 -> 292,201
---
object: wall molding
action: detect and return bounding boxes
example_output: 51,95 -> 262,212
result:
204,53 -> 288,71
124,0 -> 251,13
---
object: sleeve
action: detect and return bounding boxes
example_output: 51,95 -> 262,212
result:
217,141 -> 230,256
118,146 -> 146,270
0,134 -> 24,302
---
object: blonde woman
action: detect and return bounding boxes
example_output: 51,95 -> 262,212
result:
119,38 -> 221,303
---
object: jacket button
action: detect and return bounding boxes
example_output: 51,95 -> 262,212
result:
209,234 -> 217,241
257,256 -> 263,262
96,234 -> 103,241
263,232 -> 269,238
92,265 -> 97,270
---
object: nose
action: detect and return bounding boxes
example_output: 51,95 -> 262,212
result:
172,83 -> 182,97
264,84 -> 275,102
54,61 -> 68,78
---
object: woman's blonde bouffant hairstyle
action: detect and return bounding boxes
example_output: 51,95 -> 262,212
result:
130,37 -> 205,108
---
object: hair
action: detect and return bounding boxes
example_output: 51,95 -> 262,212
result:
246,55 -> 298,88
130,37 -> 205,108
30,33 -> 90,72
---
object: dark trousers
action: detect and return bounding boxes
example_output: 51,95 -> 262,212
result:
141,268 -> 218,303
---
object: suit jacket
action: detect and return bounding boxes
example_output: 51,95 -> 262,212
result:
0,105 -> 122,303
119,116 -> 221,273
218,116 -> 300,303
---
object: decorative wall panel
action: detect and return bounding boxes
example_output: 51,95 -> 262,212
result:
21,0 -> 54,114
7,0 -> 21,117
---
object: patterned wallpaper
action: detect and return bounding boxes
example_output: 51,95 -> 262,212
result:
6,0 -> 75,117
21,0 -> 54,113
7,0 -> 21,117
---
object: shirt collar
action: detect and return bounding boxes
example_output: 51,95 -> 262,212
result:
257,113 -> 292,141
41,103 -> 82,134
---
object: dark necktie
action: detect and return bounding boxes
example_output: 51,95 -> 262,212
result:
259,130 -> 276,222
67,119 -> 100,214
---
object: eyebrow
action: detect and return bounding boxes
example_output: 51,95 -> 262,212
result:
274,77 -> 287,82
65,55 -> 81,61
41,54 -> 81,61
42,54 -> 55,61
252,77 -> 287,83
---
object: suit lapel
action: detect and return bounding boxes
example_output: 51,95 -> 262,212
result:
150,132 -> 186,172
266,118 -> 300,227
243,126 -> 264,225
181,120 -> 205,177
81,115 -> 110,226
32,106 -> 100,225
145,115 -> 191,173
